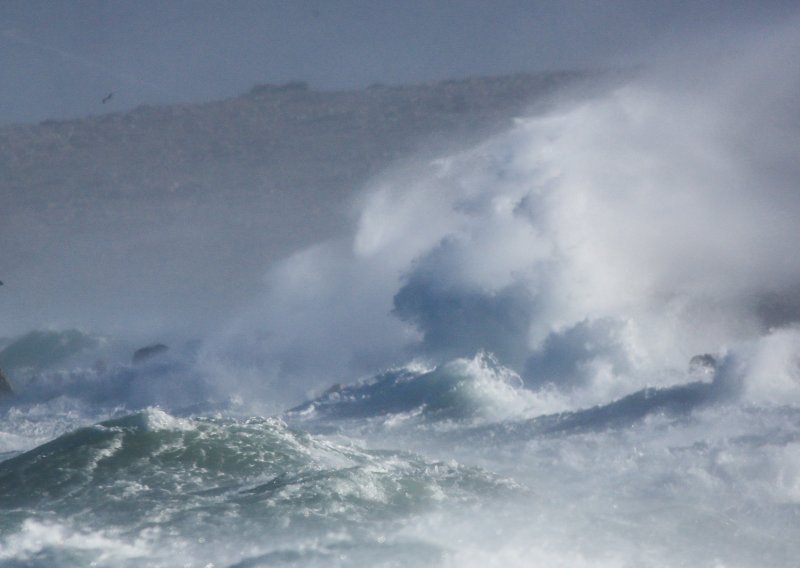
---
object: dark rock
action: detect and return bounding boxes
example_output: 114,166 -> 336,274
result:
0,329 -> 97,372
132,343 -> 169,365
249,81 -> 309,96
0,368 -> 13,396
689,354 -> 717,373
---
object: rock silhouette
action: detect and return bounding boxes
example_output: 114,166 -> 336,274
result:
132,343 -> 169,365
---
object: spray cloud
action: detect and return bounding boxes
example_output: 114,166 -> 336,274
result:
211,19 -> 800,408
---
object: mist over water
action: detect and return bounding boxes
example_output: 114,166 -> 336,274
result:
3,15 -> 800,567
208,21 -> 800,412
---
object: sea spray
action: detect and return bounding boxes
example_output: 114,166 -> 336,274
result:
205,24 -> 800,411
2,20 -> 800,567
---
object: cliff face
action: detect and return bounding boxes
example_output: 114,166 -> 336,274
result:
1,73 -> 582,209
0,72 -> 587,337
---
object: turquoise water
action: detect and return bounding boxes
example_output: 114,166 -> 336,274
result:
0,401 -> 516,567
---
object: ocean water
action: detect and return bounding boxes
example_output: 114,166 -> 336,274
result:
2,352 -> 800,567
3,26 -> 800,567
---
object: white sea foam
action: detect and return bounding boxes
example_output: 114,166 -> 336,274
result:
138,406 -> 196,432
0,519 -> 148,563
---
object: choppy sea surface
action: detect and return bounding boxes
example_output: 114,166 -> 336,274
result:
1,349 -> 800,567
4,28 -> 800,566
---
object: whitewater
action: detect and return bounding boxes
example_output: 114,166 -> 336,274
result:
3,25 -> 800,567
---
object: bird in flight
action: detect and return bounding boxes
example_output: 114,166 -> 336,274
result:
102,92 -> 114,104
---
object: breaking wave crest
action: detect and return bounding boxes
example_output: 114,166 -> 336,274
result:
288,353 -> 538,424
3,20 -> 800,567
205,23 -> 800,420
0,408 -> 516,567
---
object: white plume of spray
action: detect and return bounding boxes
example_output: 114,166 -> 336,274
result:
209,18 -> 800,409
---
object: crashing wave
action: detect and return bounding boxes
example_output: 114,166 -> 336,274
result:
0,408 -> 519,567
288,353 -> 540,424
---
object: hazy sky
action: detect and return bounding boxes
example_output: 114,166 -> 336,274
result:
1,0 -> 797,125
